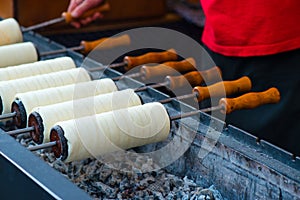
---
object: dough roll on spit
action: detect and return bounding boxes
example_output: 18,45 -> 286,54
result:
0,42 -> 38,68
50,102 -> 170,162
29,89 -> 142,144
12,78 -> 117,128
0,57 -> 76,81
0,18 -> 23,46
0,68 -> 91,114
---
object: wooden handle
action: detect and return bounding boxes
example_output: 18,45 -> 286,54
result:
80,34 -> 130,54
193,76 -> 252,102
165,66 -> 222,90
219,87 -> 280,114
140,58 -> 196,81
124,49 -> 178,71
63,2 -> 110,23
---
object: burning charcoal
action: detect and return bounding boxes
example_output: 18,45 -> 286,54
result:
198,188 -> 215,200
98,167 -> 112,182
207,185 -> 223,200
94,181 -> 116,198
17,127 -> 224,199
168,176 -> 183,188
44,152 -> 56,163
176,191 -> 190,200
134,190 -> 146,199
52,160 -> 68,174
152,191 -> 164,200
19,136 -> 32,146
119,177 -> 131,191
183,176 -> 198,187
140,176 -> 156,187
166,192 -> 175,200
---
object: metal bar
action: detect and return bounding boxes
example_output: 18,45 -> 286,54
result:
134,81 -> 168,92
21,17 -> 65,32
7,126 -> 35,136
28,141 -> 57,152
88,61 -> 127,72
159,93 -> 195,104
170,105 -> 223,121
0,111 -> 16,120
39,46 -> 84,57
112,72 -> 141,81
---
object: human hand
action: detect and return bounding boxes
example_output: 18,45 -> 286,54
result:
67,0 -> 104,28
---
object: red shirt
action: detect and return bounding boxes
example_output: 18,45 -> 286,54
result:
200,0 -> 300,56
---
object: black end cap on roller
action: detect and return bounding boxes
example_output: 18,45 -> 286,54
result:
165,108 -> 172,128
11,100 -> 27,128
0,96 -> 3,114
33,43 -> 41,61
28,112 -> 44,144
50,125 -> 68,161
136,94 -> 145,105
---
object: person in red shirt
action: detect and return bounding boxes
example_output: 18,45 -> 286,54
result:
200,0 -> 300,155
67,0 -> 300,155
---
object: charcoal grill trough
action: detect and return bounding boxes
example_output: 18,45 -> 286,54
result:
0,21 -> 299,199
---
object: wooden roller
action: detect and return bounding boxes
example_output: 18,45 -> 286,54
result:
124,49 -> 178,71
0,68 -> 91,114
28,88 -> 281,154
12,79 -> 117,128
140,58 -> 196,81
80,34 -> 130,54
28,89 -> 141,144
165,66 -> 222,90
219,87 -> 281,114
49,102 -> 170,162
0,57 -> 76,81
193,76 -> 252,102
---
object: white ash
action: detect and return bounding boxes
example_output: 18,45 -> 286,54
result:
18,135 -> 224,200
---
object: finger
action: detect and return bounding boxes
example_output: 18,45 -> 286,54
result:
68,0 -> 82,12
80,17 -> 94,25
92,12 -> 103,20
71,0 -> 103,18
70,21 -> 81,28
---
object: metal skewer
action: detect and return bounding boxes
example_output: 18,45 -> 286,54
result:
21,2 -> 111,32
0,112 -> 17,120
39,34 -> 131,56
27,87 -> 281,152
0,76 -> 251,137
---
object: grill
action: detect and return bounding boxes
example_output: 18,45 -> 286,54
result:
0,23 -> 299,199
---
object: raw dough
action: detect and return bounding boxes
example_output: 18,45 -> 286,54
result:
0,18 -> 22,46
0,42 -> 38,68
0,57 -> 76,81
32,89 -> 141,143
0,68 -> 91,113
54,102 -> 170,162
